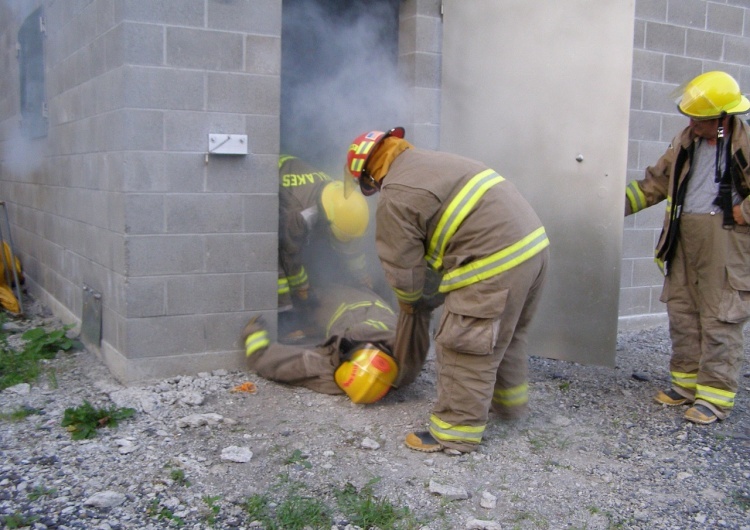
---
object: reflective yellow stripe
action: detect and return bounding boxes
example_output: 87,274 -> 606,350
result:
439,227 -> 549,293
429,414 -> 485,444
277,277 -> 290,296
426,169 -> 504,270
492,383 -> 528,407
287,267 -> 308,288
671,371 -> 697,391
625,180 -> 647,213
393,286 -> 422,304
364,319 -> 389,331
696,384 -> 735,408
245,330 -> 270,357
279,155 -> 297,167
326,300 -> 395,336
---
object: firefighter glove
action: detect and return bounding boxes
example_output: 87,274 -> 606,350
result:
398,300 -> 416,314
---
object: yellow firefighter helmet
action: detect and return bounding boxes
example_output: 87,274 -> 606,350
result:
320,181 -> 369,243
334,343 -> 398,404
676,71 -> 750,119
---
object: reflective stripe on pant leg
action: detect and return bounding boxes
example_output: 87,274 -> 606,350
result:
428,414 -> 485,444
492,382 -> 528,407
695,384 -> 735,410
671,371 -> 697,394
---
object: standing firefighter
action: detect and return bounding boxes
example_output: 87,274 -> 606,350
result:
625,71 -> 750,424
345,127 -> 550,453
242,283 -> 431,402
277,155 -> 371,340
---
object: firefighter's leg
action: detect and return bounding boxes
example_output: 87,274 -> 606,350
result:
658,239 -> 700,404
492,254 -> 547,420
249,341 -> 343,395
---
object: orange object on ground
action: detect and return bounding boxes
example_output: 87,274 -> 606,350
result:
231,382 -> 257,394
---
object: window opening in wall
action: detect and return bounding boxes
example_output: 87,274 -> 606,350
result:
18,7 -> 47,139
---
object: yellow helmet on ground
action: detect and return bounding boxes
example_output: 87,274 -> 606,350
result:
320,181 -> 369,243
676,71 -> 750,119
334,343 -> 398,404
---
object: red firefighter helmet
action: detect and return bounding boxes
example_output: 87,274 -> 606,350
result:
346,127 -> 405,196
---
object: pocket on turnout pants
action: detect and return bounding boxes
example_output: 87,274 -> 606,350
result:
434,310 -> 500,355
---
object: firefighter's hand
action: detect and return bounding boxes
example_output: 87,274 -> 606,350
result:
398,300 -> 416,314
415,293 -> 445,312
733,204 -> 747,225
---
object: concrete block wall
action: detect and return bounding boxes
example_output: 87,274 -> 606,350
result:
622,0 -> 750,327
0,0 -> 282,382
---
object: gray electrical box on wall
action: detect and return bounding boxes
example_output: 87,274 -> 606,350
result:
207,134 -> 248,155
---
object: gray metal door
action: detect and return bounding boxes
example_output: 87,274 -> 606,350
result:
440,1 -> 635,366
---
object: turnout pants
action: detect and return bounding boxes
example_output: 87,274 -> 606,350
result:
661,214 -> 750,419
427,248 -> 549,452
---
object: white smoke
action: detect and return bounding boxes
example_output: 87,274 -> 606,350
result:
281,0 -> 409,175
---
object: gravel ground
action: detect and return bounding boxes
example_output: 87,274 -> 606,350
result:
1,296 -> 749,530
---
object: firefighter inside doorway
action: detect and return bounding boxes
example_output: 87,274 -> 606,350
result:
345,127 -> 550,453
242,282 -> 431,403
277,155 -> 373,343
625,71 -> 750,425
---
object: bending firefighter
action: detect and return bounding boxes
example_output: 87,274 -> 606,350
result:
625,71 -> 750,425
241,283 -> 431,403
346,127 -> 549,453
277,155 -> 371,340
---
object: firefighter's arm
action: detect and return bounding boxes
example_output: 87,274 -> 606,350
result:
375,189 -> 431,311
625,142 -> 675,216
734,201 -> 749,225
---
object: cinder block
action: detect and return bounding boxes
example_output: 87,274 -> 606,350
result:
724,35 -> 750,64
122,66 -> 205,111
122,152 -> 167,192
166,274 -> 245,315
206,73 -> 280,115
245,115 -> 280,155
664,56 -> 702,85
632,49 -> 664,82
204,233 -> 277,273
619,257 -> 634,287
618,286 -> 654,316
644,22 -> 686,54
245,35 -> 281,75
166,154 -> 207,192
666,0 -> 706,29
243,271 -> 278,311
684,30 -> 723,61
113,109 -> 165,151
243,194 -> 278,233
629,111 -> 662,141
633,257 -> 665,286
661,115 -> 688,142
106,22 -> 164,69
208,0 -> 281,35
165,194 -> 243,234
167,27 -> 244,72
125,194 -> 165,234
641,81 -> 678,114
126,235 -> 205,275
114,0 -> 205,27
413,52 -> 441,89
206,154 -> 277,194
123,314 -> 208,359
707,3 -> 744,35
635,0 -> 667,22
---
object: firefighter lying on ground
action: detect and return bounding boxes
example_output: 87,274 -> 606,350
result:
277,155 -> 372,342
625,71 -> 750,425
241,283 -> 436,403
345,127 -> 549,453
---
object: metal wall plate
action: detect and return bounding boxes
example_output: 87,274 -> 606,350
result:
81,284 -> 102,352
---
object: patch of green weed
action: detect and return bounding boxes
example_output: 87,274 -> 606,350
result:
61,400 -> 135,440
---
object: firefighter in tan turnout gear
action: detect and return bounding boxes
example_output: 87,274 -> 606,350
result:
345,127 -> 550,453
625,71 -> 750,425
277,155 -> 371,341
242,283 -> 430,402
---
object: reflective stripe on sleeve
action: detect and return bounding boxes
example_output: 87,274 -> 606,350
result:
287,267 -> 308,289
625,181 -> 647,213
326,300 -> 395,336
245,330 -> 270,357
277,277 -> 290,296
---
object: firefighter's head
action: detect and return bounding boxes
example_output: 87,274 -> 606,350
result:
676,71 -> 750,120
346,127 -> 405,196
320,181 -> 369,243
334,342 -> 398,404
